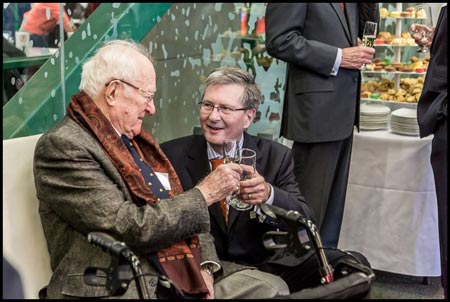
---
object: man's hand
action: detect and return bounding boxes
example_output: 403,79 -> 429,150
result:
196,163 -> 241,206
410,24 -> 435,47
237,165 -> 270,205
341,46 -> 376,69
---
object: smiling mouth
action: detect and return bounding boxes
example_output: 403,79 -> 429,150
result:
208,125 -> 223,131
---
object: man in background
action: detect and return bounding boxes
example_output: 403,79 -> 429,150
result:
265,3 -> 379,247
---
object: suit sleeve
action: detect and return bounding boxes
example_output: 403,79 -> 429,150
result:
265,3 -> 338,77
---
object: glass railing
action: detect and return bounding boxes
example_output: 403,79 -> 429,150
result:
3,3 -> 287,142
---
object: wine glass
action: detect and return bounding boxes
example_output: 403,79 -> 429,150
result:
224,146 -> 256,211
414,4 -> 433,53
361,21 -> 377,71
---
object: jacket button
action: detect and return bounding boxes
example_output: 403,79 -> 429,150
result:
149,279 -> 157,287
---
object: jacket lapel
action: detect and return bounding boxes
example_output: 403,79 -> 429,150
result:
331,3 -> 353,45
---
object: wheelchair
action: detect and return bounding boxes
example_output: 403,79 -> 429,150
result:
84,204 -> 374,299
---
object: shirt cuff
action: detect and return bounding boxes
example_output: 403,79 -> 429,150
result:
200,261 -> 221,274
331,48 -> 342,76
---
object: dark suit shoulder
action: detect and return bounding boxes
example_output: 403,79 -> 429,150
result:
160,135 -> 197,156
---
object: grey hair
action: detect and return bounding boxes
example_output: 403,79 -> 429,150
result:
79,39 -> 154,100
201,66 -> 262,110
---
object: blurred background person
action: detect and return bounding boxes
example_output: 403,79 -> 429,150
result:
19,3 -> 76,48
2,3 -> 31,44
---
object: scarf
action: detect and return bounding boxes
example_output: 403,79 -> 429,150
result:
67,91 -> 208,297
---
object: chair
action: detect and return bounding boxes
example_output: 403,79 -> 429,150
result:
3,134 -> 52,299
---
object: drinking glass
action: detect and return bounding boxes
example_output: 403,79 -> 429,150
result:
361,21 -> 377,70
414,4 -> 433,53
225,148 -> 256,211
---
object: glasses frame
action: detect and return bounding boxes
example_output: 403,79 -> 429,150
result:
105,79 -> 155,103
198,101 -> 251,115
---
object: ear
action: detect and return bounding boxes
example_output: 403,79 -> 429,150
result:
243,108 -> 256,129
104,82 -> 118,106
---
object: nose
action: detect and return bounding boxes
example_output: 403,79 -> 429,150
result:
145,100 -> 156,115
208,106 -> 222,120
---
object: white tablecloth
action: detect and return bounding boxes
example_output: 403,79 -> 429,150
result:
338,130 -> 441,276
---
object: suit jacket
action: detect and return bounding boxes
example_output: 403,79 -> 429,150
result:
265,3 -> 379,143
161,132 -> 313,266
33,116 -> 214,298
417,5 -> 447,137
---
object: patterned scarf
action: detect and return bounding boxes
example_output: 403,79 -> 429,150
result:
67,91 -> 208,297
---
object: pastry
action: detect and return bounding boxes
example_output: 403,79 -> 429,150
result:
401,31 -> 411,39
374,65 -> 383,71
384,66 -> 396,72
400,11 -> 411,18
390,11 -> 401,18
380,7 -> 389,18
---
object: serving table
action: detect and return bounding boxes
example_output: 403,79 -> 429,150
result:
338,129 -> 440,277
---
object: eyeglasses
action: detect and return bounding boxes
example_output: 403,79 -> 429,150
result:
105,79 -> 155,103
198,101 -> 250,115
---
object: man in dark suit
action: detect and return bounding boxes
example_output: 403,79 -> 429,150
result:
161,66 -> 370,292
33,40 -> 289,299
265,3 -> 379,247
411,5 -> 447,298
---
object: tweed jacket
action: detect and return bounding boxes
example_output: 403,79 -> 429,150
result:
33,116 -> 217,298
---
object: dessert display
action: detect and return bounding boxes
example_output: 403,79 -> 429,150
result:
361,77 -> 424,103
380,6 -> 420,19
376,31 -> 416,46
362,4 -> 428,107
364,56 -> 429,73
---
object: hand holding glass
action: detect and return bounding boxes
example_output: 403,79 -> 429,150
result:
225,147 -> 256,211
361,21 -> 377,70
414,4 -> 433,53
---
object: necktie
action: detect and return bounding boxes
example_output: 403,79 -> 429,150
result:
121,135 -> 170,200
340,3 -> 345,12
210,158 -> 228,224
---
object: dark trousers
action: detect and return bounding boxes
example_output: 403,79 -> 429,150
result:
430,120 -> 447,297
292,134 -> 353,248
257,249 -> 369,292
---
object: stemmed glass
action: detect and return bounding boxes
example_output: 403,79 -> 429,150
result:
223,141 -> 255,211
414,4 -> 433,53
361,21 -> 377,71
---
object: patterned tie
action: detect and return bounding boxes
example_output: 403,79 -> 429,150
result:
121,135 -> 170,200
210,158 -> 228,224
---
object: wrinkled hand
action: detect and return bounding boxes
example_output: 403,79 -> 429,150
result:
200,269 -> 215,299
237,165 -> 270,205
196,163 -> 241,206
410,24 -> 434,47
341,46 -> 376,69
